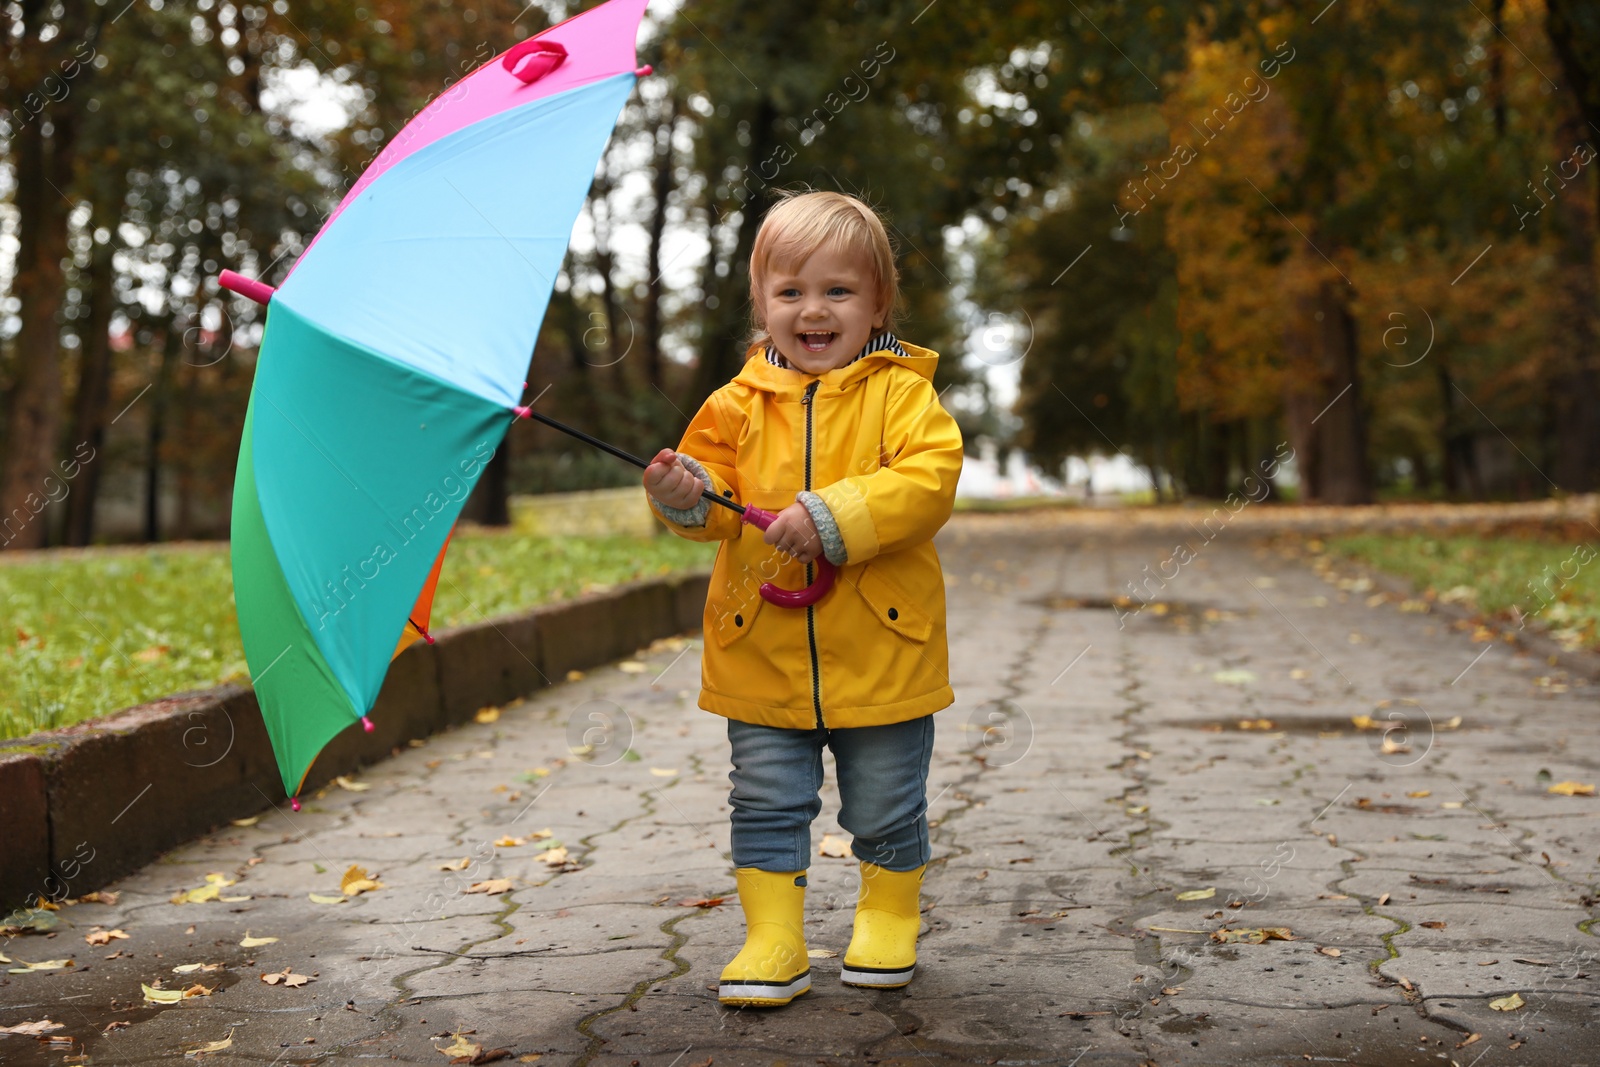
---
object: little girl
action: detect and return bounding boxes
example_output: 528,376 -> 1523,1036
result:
642,190 -> 963,1007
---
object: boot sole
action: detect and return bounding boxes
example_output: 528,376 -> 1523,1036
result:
718,972 -> 811,1006
840,963 -> 914,989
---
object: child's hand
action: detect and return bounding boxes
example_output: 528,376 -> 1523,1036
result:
644,449 -> 704,510
762,501 -> 822,564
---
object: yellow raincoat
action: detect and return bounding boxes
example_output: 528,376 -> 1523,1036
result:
648,340 -> 964,730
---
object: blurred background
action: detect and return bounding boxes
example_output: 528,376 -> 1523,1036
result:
3,0 -> 1599,549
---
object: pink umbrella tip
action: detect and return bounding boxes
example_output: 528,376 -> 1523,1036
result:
218,269 -> 276,306
290,797 -> 301,812
362,715 -> 375,733
513,405 -> 533,419
636,64 -> 652,76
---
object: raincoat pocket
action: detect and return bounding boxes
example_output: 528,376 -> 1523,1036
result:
706,582 -> 765,649
854,562 -> 932,643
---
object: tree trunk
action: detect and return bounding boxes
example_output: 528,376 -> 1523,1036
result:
1310,280 -> 1371,504
1436,361 -> 1481,500
462,438 -> 512,526
62,235 -> 117,546
640,99 -> 679,394
0,86 -> 78,550
1544,105 -> 1600,492
144,326 -> 181,542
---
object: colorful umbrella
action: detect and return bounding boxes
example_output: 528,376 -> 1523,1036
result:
220,0 -> 656,802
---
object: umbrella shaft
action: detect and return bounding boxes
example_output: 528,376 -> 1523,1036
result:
515,407 -> 746,516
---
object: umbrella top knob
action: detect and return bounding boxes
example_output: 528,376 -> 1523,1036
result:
362,715 -> 375,733
503,39 -> 568,85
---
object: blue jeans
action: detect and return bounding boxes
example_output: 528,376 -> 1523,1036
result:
726,716 -> 935,873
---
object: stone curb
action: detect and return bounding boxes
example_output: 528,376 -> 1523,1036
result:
0,570 -> 710,910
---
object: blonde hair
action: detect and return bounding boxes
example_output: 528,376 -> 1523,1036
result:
747,189 -> 901,350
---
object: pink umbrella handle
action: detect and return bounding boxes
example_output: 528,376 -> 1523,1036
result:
741,506 -> 835,608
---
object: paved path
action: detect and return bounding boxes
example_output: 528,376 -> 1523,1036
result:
4,511 -> 1599,1065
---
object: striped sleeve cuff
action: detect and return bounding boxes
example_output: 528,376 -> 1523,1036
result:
649,454 -> 712,527
798,490 -> 847,566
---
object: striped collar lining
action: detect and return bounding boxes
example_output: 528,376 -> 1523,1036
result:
764,331 -> 907,370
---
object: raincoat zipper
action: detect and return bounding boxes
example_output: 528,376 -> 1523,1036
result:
802,379 -> 823,730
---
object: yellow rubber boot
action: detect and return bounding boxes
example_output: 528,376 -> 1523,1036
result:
842,862 -> 924,988
718,868 -> 811,1007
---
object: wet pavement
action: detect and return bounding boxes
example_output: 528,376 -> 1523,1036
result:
3,508 -> 1598,1065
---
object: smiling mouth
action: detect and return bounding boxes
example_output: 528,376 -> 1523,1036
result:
798,331 -> 836,352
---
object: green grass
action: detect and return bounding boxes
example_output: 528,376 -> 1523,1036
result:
0,531 -> 714,740
1329,531 -> 1600,650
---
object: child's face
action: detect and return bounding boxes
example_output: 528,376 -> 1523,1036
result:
760,243 -> 887,376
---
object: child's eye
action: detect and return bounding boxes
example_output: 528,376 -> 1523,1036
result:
828,286 -> 851,297
779,288 -> 801,298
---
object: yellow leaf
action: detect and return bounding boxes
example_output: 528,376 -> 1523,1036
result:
1175,887 -> 1216,901
565,669 -> 585,682
341,865 -> 384,896
239,932 -> 279,948
184,1030 -> 235,1057
8,958 -> 74,974
334,775 -> 371,792
260,967 -> 313,987
538,846 -> 570,867
172,962 -> 224,973
1548,781 -> 1596,797
493,836 -> 525,848
1236,718 -> 1275,730
1351,715 -> 1377,730
649,767 -> 678,777
84,927 -> 129,945
231,816 -> 261,827
465,879 -> 514,895
182,983 -> 214,998
308,893 -> 347,905
1489,992 -> 1525,1011
1210,927 -> 1295,944
819,833 -> 851,858
436,857 -> 471,871
142,983 -> 185,1004
1316,946 -> 1342,957
618,661 -> 648,674
438,1032 -> 482,1059
474,707 -> 502,724
1406,790 -> 1431,798
529,828 -> 553,839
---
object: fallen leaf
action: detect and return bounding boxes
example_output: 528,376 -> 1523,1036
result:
84,927 -> 129,946
1455,1033 -> 1481,1049
341,865 -> 384,896
807,948 -> 838,958
1316,946 -> 1342,957
518,1057 -> 543,1064
1212,669 -> 1257,686
1161,986 -> 1183,995
1377,893 -> 1391,906
677,897 -> 726,909
438,1032 -> 483,1059
1489,992 -> 1525,1011
1441,801 -> 1464,809
261,967 -> 313,988
493,836 -> 525,848
649,767 -> 678,777
103,1021 -> 129,1032
529,828 -> 553,840
1209,927 -> 1295,944
475,706 -> 502,724
142,983 -> 185,1004
538,846 -> 570,867
75,891 -> 119,905
1236,718 -> 1275,730
437,857 -> 472,871
1406,790 -> 1432,798
0,1019 -> 64,1036
308,893 -> 347,905
819,833 -> 851,858
1548,781 -> 1596,797
171,872 -> 238,905
1380,736 -> 1412,755
1419,921 -> 1447,930
7,958 -> 74,974
1351,715 -> 1378,730
1175,887 -> 1216,901
335,775 -> 371,792
565,669 -> 585,682
618,661 -> 648,674
184,1030 -> 235,1057
465,880 -> 514,895
240,932 -> 279,948
231,816 -> 261,827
